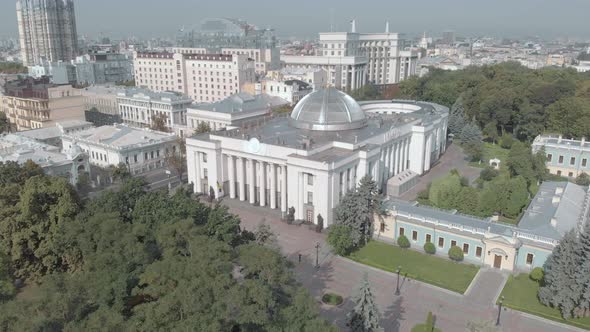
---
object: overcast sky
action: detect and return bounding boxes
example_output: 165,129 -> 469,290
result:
1,0 -> 589,40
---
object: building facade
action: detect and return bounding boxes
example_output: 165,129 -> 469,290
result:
0,133 -> 89,186
16,0 -> 78,66
61,124 -> 179,175
52,51 -> 134,85
134,52 -> 256,103
81,85 -> 124,126
186,88 -> 448,224
532,135 -> 590,178
376,181 -> 588,272
117,88 -> 192,131
1,77 -> 85,131
258,79 -> 312,105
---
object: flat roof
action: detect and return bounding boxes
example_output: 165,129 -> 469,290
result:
65,124 -> 177,148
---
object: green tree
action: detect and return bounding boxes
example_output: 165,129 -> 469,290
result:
448,246 -> 464,261
327,224 -> 356,255
576,172 -> 590,186
480,167 -> 499,182
347,273 -> 383,332
424,242 -> 436,255
463,141 -> 484,162
205,203 -> 243,247
194,122 -> 211,134
482,121 -> 499,144
459,121 -> 483,144
150,113 -> 170,132
429,173 -> 463,209
0,112 -> 9,134
530,267 -> 544,283
506,141 -> 536,184
448,95 -> 467,135
109,162 -> 130,182
0,251 -> 15,301
397,235 -> 410,248
546,97 -> 590,139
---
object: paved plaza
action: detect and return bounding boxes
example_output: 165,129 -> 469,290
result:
222,198 -> 581,331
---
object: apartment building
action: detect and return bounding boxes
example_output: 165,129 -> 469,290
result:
134,51 -> 256,103
117,88 -> 192,131
173,47 -> 279,75
0,77 -> 85,131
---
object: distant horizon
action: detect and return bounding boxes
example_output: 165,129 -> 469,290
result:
1,0 -> 590,41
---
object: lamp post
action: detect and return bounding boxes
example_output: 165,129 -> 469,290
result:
395,266 -> 401,295
496,296 -> 504,326
315,242 -> 320,269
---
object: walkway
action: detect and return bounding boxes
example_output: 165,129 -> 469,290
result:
223,198 -> 580,332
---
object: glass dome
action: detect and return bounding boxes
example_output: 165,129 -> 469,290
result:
289,88 -> 367,131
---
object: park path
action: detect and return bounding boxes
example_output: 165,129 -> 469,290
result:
222,198 -> 580,332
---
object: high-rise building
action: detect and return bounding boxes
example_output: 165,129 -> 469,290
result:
16,0 -> 79,66
441,30 -> 455,45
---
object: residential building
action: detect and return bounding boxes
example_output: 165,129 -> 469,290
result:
186,92 -> 286,132
441,30 -> 455,45
186,88 -> 448,224
1,77 -> 85,131
61,124 -> 179,175
52,51 -> 134,85
376,181 -> 589,272
117,88 -> 192,131
134,52 -> 256,103
0,133 -> 89,186
532,135 -> 590,178
173,47 -> 280,75
16,0 -> 78,66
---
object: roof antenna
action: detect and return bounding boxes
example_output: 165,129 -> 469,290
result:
330,8 -> 335,32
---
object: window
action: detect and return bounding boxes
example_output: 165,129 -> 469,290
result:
463,243 -> 469,254
412,231 -> 418,241
583,159 -> 588,167
307,174 -> 313,185
569,172 -> 574,177
307,191 -> 313,205
558,155 -> 564,164
438,237 -> 444,248
399,227 -> 405,236
451,240 -> 457,247
202,153 -> 207,162
476,246 -> 483,258
547,154 -> 552,162
380,222 -> 385,233
570,157 -> 576,165
144,152 -> 148,160
134,154 -> 138,163
526,253 -> 534,265
426,234 -> 432,243
557,170 -> 562,176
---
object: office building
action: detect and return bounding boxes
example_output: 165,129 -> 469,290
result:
81,85 -> 125,126
134,52 -> 256,103
16,0 -> 78,66
186,88 -> 448,224
52,51 -> 134,85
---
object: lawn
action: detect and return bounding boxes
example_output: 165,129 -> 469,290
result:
468,143 -> 510,169
348,241 -> 480,294
499,274 -> 590,330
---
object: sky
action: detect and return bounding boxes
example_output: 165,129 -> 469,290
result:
1,0 -> 590,40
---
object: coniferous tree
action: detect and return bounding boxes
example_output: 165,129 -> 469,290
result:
575,220 -> 590,318
347,273 -> 383,332
459,121 -> 483,144
539,230 -> 582,319
448,96 -> 467,135
335,175 -> 380,246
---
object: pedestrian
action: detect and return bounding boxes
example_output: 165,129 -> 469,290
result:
298,253 -> 302,263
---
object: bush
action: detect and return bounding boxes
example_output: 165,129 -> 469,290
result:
500,133 -> 514,149
327,224 -> 356,255
576,172 -> 590,186
480,166 -> 499,182
321,293 -> 343,306
397,234 -> 410,248
448,246 -> 464,261
530,267 -> 544,282
424,242 -> 436,255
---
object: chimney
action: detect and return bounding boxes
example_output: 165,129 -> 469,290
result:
558,135 -> 563,143
551,218 -> 557,228
582,137 -> 586,147
385,21 -> 390,33
351,19 -> 356,33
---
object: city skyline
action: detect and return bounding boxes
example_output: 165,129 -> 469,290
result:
1,0 -> 590,40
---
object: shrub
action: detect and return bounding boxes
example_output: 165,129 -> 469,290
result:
500,133 -> 514,149
530,267 -> 544,282
448,246 -> 464,261
327,224 -> 355,256
480,166 -> 499,182
424,242 -> 436,255
321,293 -> 343,306
397,234 -> 410,248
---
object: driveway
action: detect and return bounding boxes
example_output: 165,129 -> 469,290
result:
223,198 -> 580,332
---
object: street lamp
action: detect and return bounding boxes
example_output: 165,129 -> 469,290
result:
315,242 -> 320,269
496,296 -> 504,326
395,265 -> 401,295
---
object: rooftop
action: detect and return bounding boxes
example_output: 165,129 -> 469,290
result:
64,124 -> 177,149
0,134 -> 77,167
189,93 -> 287,114
533,134 -> 589,150
117,88 -> 192,104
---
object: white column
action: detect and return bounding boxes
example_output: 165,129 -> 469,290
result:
351,66 -> 356,90
195,152 -> 202,193
281,165 -> 287,214
228,155 -> 236,199
401,140 -> 407,172
389,146 -> 394,174
298,172 -> 305,220
406,138 -> 411,171
237,157 -> 245,201
270,163 -> 277,209
396,143 -> 402,174
424,135 -> 432,172
248,159 -> 256,204
259,162 -> 267,207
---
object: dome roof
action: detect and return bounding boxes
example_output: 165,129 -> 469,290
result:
289,88 -> 367,131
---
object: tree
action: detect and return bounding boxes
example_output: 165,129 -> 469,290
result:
448,246 -> 464,262
350,84 -> 380,101
205,203 -> 243,247
253,221 -> 278,249
165,138 -> 186,179
429,173 -> 463,209
546,97 -> 590,139
463,141 -> 484,162
482,121 -> 499,144
0,251 -> 15,301
459,121 -> 483,144
448,95 -> 467,135
328,224 -> 355,255
506,141 -> 536,184
348,273 -> 383,332
334,175 -> 380,247
480,167 -> 499,182
424,242 -> 436,255
150,113 -> 169,132
539,230 -> 582,319
576,172 -> 590,186
109,162 -> 130,182
194,122 -> 211,135
397,235 -> 410,248
500,133 -> 514,149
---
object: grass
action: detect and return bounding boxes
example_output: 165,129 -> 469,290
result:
468,143 -> 510,169
348,241 -> 480,294
321,293 -> 344,306
411,324 -> 442,332
499,274 -> 590,330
